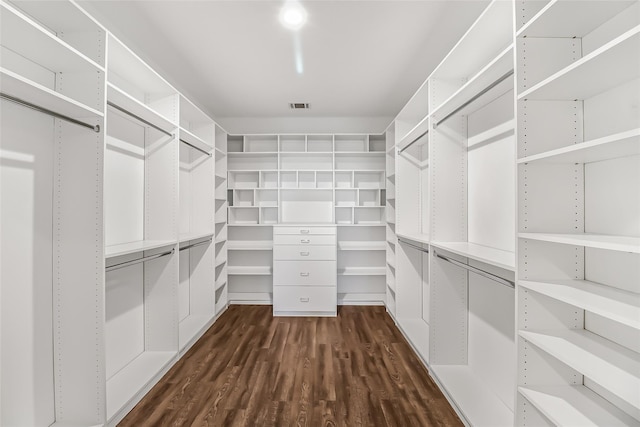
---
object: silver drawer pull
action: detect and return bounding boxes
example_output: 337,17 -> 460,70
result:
300,251 -> 310,256
301,239 -> 310,243
300,297 -> 309,302
300,272 -> 309,277
300,229 -> 310,234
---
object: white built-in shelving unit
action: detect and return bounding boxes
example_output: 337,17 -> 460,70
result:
226,134 -> 386,305
214,125 -> 229,314
515,1 -> 640,425
1,1 -> 229,425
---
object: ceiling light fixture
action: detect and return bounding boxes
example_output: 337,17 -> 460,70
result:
280,2 -> 307,31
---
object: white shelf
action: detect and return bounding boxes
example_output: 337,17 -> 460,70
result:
519,329 -> 640,409
105,240 -> 176,259
519,27 -> 640,101
386,258 -> 396,269
215,280 -> 227,291
106,351 -> 176,421
432,45 -> 513,121
227,240 -> 273,251
431,241 -> 515,271
107,83 -> 177,134
227,151 -> 278,155
397,317 -> 430,362
338,292 -> 386,304
430,364 -> 514,427
215,258 -> 227,268
517,128 -> 640,164
520,279 -> 640,330
387,280 -> 396,293
519,233 -> 640,254
397,114 -> 430,153
517,0 -> 636,38
337,241 -> 386,251
228,266 -> 272,275
396,232 -> 430,246
0,68 -> 103,120
179,314 -> 212,351
179,231 -> 214,243
336,224 -> 386,227
180,128 -> 213,154
338,267 -> 386,276
0,2 -> 104,74
519,385 -> 640,427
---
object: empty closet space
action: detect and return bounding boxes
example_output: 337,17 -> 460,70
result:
515,1 -> 640,425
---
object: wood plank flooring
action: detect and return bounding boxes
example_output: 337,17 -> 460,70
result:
118,305 -> 462,426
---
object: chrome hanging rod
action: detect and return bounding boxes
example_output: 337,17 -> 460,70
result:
107,101 -> 173,138
399,129 -> 429,154
434,69 -> 514,128
1,92 -> 100,133
434,251 -> 514,289
179,239 -> 212,252
106,248 -> 174,272
398,238 -> 429,254
180,139 -> 212,157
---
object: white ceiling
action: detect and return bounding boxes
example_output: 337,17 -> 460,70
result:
79,0 -> 489,133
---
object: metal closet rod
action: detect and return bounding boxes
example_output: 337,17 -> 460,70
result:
434,251 -> 514,289
399,129 -> 429,154
398,238 -> 429,253
106,248 -> 174,272
107,101 -> 173,138
180,139 -> 212,157
1,92 -> 100,133
434,69 -> 514,128
179,239 -> 212,252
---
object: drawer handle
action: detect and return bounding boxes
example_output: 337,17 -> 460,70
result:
301,239 -> 310,243
300,272 -> 310,277
300,251 -> 310,256
300,229 -> 310,234
300,297 -> 309,302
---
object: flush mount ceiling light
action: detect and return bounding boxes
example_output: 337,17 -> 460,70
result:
280,2 -> 307,30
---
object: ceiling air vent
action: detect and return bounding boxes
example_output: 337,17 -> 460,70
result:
289,103 -> 309,109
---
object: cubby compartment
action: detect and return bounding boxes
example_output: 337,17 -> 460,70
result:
307,135 -> 333,152
354,171 -> 385,189
261,207 -> 279,224
338,250 -> 386,276
335,207 -> 354,225
228,225 -> 273,251
316,171 -> 333,188
336,153 -> 385,170
256,189 -> 277,207
228,207 -> 259,224
335,189 -> 357,207
244,135 -> 278,152
335,171 -> 353,188
281,152 -> 332,170
335,134 -> 368,152
280,171 -> 297,188
298,171 -> 316,188
227,135 -> 244,152
354,207 -> 385,225
358,189 -> 380,206
338,226 -> 386,251
280,189 -> 333,223
228,275 -> 273,304
369,134 -> 386,152
228,171 -> 259,189
232,189 -> 254,207
227,153 -> 278,170
279,134 -> 306,152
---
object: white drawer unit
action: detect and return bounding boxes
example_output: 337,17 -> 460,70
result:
273,225 -> 337,316
273,261 -> 336,286
273,245 -> 336,261
273,234 -> 336,246
273,286 -> 337,314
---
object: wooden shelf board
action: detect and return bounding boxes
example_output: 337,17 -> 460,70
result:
105,239 -> 176,259
520,279 -> 640,330
106,351 -> 176,421
431,241 -> 515,271
430,364 -> 514,427
519,27 -> 640,101
1,68 -> 103,121
519,329 -> 640,409
519,233 -> 640,254
519,385 -> 640,427
517,128 -> 640,164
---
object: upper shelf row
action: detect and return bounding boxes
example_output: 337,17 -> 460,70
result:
228,134 -> 385,153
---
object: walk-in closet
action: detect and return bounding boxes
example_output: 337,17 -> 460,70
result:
2,0 -> 638,425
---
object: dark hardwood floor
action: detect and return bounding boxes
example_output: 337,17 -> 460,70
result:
118,305 -> 462,426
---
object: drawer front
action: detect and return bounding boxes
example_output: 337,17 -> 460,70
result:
273,235 -> 336,245
274,245 -> 336,260
273,286 -> 336,312
274,261 -> 336,285
273,226 -> 336,235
